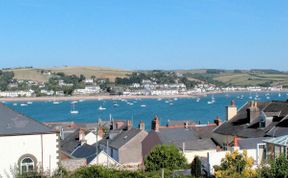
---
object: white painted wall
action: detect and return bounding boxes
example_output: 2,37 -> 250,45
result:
0,133 -> 59,177
184,149 -> 216,163
89,151 -> 120,167
85,132 -> 102,145
208,148 -> 257,175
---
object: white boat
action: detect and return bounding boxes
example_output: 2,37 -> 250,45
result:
71,101 -> 78,104
79,99 -> 85,102
207,101 -> 214,104
249,96 -> 253,99
266,96 -> 270,100
13,103 -> 18,106
174,98 -> 178,101
20,103 -> 28,107
27,101 -> 33,105
169,103 -> 174,105
157,98 -> 162,101
99,106 -> 106,111
196,98 -> 200,102
278,93 -> 282,97
53,101 -> 60,104
140,104 -> 146,107
127,102 -> 134,106
70,110 -> 79,114
113,103 -> 119,107
70,103 -> 79,114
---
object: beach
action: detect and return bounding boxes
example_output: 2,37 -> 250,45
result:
0,90 -> 286,102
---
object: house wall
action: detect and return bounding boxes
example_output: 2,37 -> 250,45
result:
0,133 -> 59,177
89,151 -> 120,167
142,131 -> 162,158
85,132 -> 102,145
184,149 -> 216,163
119,131 -> 148,165
207,148 -> 257,175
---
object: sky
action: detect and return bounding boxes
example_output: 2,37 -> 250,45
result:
0,0 -> 287,70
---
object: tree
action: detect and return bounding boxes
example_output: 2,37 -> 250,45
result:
214,150 -> 256,178
191,156 -> 202,177
257,154 -> 288,178
144,144 -> 187,171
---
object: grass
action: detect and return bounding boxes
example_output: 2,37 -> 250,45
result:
213,72 -> 288,86
7,66 -> 131,82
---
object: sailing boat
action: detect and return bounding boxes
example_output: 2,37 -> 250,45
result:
53,96 -> 60,104
70,103 -> 79,114
98,105 -> 106,111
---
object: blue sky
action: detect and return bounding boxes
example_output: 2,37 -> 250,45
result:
0,0 -> 287,70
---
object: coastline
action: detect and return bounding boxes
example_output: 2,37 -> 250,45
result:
0,90 -> 287,102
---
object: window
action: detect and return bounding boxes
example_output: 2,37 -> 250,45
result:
20,157 -> 34,173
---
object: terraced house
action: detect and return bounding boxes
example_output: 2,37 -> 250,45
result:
213,100 -> 288,148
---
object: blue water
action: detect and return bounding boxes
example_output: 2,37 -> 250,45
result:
4,92 -> 288,130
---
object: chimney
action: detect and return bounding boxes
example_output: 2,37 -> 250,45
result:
184,121 -> 189,129
127,120 -> 132,130
151,115 -> 160,132
98,127 -> 104,138
226,100 -> 237,121
247,101 -> 260,124
214,116 -> 222,126
79,128 -> 86,145
233,136 -> 239,150
139,120 -> 145,130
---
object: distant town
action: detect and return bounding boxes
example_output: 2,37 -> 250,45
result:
0,66 -> 287,99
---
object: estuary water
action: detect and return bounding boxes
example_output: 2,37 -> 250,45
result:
4,92 -> 288,129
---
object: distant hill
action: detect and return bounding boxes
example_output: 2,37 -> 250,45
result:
5,66 -> 131,82
3,66 -> 288,87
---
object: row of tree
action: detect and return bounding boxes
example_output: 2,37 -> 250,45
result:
0,70 -> 14,91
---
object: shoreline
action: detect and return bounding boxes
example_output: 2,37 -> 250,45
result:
0,90 -> 287,102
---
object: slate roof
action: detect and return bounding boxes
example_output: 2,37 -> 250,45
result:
214,100 -> 288,138
71,144 -> 112,164
156,127 -> 216,150
60,129 -> 81,154
100,128 -> 143,149
0,103 -> 55,136
167,120 -> 196,127
71,143 -> 96,161
238,137 -> 266,149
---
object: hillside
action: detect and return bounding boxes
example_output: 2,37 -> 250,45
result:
180,69 -> 288,87
6,66 -> 131,82
3,67 -> 288,87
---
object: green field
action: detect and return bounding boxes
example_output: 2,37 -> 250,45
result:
213,72 -> 288,86
6,66 -> 131,82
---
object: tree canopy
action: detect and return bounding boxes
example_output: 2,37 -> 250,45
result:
144,144 -> 187,171
214,150 -> 256,178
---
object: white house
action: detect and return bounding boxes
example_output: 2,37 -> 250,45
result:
85,130 -> 103,145
0,103 -> 59,177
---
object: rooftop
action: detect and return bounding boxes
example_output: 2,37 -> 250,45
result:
0,103 -> 55,136
214,100 -> 288,138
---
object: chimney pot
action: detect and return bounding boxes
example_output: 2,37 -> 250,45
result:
152,115 -> 160,132
139,120 -> 145,130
